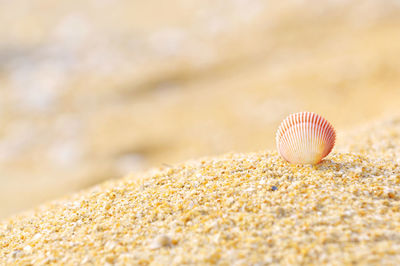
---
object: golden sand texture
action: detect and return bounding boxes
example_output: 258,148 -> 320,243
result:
339,115 -> 400,163
3,0 -> 400,218
1,150 -> 400,265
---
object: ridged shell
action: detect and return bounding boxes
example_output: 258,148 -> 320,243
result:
276,112 -> 336,164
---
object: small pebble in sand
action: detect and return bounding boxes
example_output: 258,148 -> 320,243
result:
149,235 -> 172,249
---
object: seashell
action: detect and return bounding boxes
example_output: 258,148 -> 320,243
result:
276,112 -> 336,164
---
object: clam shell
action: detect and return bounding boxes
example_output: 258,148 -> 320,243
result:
276,112 -> 336,164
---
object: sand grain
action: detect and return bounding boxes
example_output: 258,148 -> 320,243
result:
1,150 -> 400,265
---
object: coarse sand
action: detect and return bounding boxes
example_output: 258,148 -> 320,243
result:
2,115 -> 400,265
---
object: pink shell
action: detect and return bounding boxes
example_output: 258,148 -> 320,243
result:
276,112 -> 336,164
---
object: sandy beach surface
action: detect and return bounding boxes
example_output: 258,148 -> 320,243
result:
2,0 -> 400,264
2,0 -> 400,218
1,116 -> 400,264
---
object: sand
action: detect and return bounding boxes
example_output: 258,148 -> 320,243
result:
338,116 -> 400,163
3,0 -> 400,218
1,116 -> 400,264
2,1 -> 400,264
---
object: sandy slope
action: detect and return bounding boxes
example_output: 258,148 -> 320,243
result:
2,0 -> 400,218
1,115 -> 400,264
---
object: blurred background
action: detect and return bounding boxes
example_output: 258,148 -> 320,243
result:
1,0 -> 400,218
